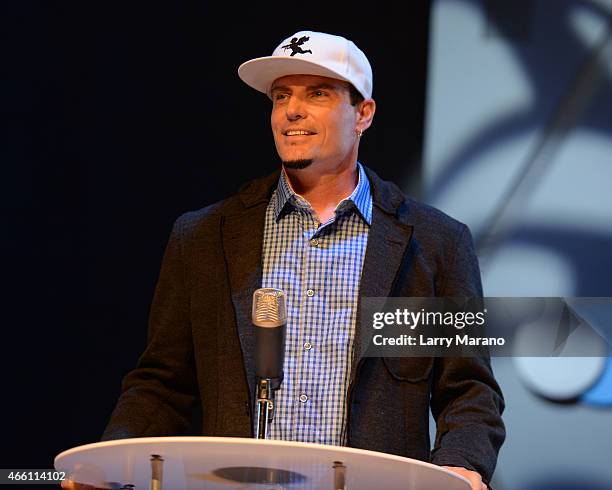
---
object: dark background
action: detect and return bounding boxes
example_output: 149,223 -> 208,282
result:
1,0 -> 431,476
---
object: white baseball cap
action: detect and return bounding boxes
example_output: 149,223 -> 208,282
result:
238,31 -> 373,100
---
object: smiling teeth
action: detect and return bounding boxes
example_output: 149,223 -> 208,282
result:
286,130 -> 312,135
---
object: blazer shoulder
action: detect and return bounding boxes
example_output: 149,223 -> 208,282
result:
170,194 -> 242,241
402,197 -> 468,238
400,199 -> 482,296
170,170 -> 278,240
365,165 -> 467,237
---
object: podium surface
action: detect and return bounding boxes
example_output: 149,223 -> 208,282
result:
55,437 -> 470,489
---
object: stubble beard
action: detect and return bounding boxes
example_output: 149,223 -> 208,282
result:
282,159 -> 313,170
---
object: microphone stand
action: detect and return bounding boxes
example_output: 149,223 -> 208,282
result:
254,378 -> 275,439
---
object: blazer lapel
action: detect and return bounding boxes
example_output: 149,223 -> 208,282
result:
222,208 -> 265,400
221,172 -> 279,400
350,172 -> 414,384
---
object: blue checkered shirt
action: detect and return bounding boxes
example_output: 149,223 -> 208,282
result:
261,162 -> 372,446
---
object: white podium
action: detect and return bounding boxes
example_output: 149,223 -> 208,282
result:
55,437 -> 470,489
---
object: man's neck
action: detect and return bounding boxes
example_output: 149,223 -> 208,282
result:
284,159 -> 359,224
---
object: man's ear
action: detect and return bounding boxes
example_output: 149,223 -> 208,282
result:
356,99 -> 376,133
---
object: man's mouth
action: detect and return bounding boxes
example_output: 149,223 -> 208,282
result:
282,129 -> 317,136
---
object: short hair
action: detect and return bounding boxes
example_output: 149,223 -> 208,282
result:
348,84 -> 365,106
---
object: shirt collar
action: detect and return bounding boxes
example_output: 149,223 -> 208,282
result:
273,162 -> 372,225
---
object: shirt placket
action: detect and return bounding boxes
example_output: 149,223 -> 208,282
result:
294,203 -> 325,442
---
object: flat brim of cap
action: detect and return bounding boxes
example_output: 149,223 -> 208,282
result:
238,56 -> 353,97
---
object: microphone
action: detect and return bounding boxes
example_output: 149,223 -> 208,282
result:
252,288 -> 287,439
252,288 -> 287,389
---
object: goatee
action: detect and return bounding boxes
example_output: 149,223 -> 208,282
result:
282,159 -> 313,170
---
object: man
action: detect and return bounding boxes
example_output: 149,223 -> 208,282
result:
73,31 -> 504,490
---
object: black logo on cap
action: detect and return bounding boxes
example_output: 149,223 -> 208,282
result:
281,36 -> 312,56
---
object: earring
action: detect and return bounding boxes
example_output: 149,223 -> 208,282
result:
356,129 -> 363,138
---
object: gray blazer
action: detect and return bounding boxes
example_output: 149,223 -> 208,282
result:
102,166 -> 505,484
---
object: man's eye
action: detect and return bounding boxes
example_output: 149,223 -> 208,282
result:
312,90 -> 327,97
273,93 -> 288,101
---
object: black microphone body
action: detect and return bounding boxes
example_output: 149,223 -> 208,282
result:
255,324 -> 286,389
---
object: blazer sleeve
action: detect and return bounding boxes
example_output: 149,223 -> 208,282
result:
102,215 -> 199,440
429,224 -> 506,485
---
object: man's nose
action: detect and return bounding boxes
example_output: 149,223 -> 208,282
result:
285,96 -> 306,120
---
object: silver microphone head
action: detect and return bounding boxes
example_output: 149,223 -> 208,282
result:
252,288 -> 287,328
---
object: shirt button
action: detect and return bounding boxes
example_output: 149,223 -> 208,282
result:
306,289 -> 315,297
310,238 -> 319,247
299,394 -> 309,403
304,342 -> 312,351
